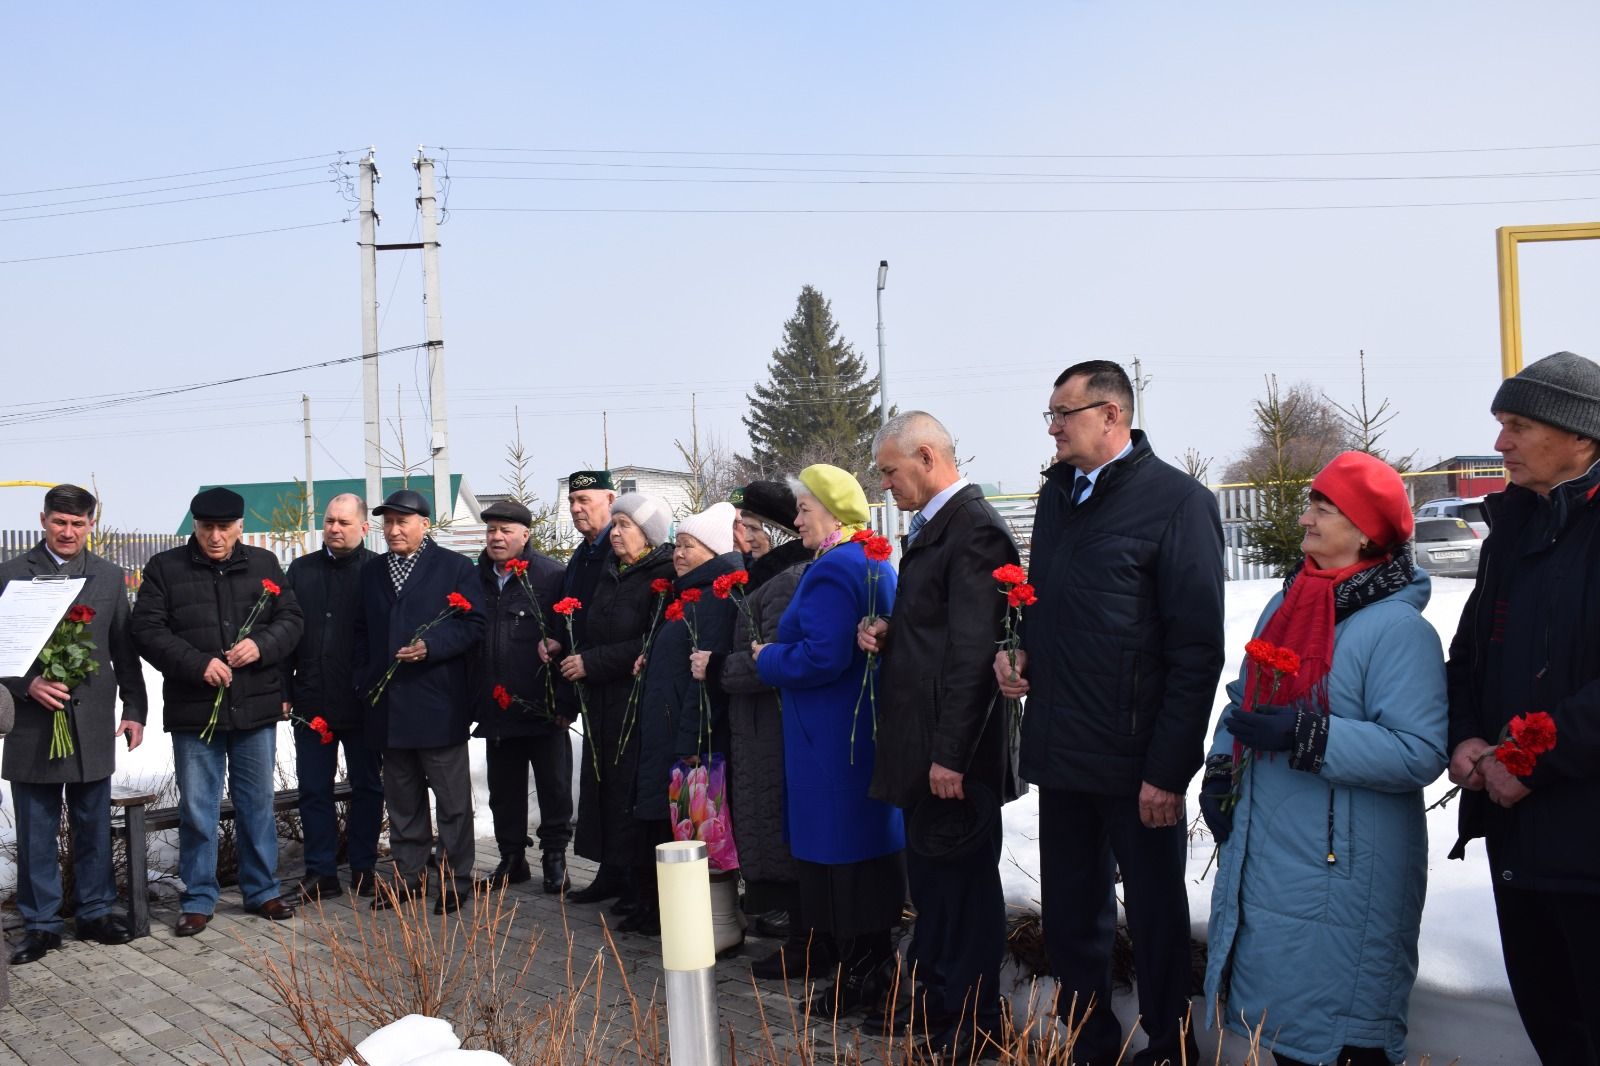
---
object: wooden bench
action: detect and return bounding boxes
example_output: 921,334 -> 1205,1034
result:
112,781 -> 355,938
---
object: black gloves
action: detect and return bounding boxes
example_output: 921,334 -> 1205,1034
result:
1225,705 -> 1295,752
1199,755 -> 1234,844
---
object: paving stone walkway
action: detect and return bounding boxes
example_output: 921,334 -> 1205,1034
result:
0,843 -> 851,1066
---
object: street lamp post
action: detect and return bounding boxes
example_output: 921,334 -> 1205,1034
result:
875,260 -> 898,541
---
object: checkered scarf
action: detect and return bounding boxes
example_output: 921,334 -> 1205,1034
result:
387,537 -> 430,593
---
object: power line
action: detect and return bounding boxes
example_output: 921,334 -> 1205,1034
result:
0,151 -> 365,198
0,219 -> 350,265
0,180 -> 338,224
432,140 -> 1600,160
447,169 -> 1600,188
0,165 -> 342,213
449,194 -> 1600,216
0,342 -> 435,427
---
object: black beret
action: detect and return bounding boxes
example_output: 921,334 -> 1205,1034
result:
738,480 -> 799,534
372,489 -> 430,518
481,499 -> 533,526
190,487 -> 245,522
567,470 -> 615,493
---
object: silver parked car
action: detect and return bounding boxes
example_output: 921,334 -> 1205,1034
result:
1414,496 -> 1490,538
1413,517 -> 1482,578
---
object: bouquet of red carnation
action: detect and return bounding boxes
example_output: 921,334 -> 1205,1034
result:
366,591 -> 472,709
203,579 -> 282,742
1223,638 -> 1304,810
1428,711 -> 1558,811
289,713 -> 336,746
992,564 -> 1036,736
619,578 -> 675,761
552,597 -> 602,777
849,531 -> 895,762
38,603 -> 98,759
712,569 -> 754,632
502,557 -> 557,713
674,588 -> 716,756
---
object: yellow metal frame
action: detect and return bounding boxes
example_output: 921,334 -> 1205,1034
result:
1496,221 -> 1600,378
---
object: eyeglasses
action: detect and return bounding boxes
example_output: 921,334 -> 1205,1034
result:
1041,400 -> 1109,426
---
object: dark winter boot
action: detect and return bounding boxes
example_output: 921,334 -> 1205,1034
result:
477,850 -> 531,889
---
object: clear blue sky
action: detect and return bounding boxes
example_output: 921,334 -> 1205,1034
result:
4,2 -> 1597,530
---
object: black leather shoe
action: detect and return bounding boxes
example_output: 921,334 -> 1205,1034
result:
542,851 -> 569,894
567,868 -> 626,905
370,882 -> 420,911
9,930 -> 62,965
76,914 -> 134,946
477,852 -> 531,890
754,909 -> 792,939
296,874 -> 344,903
616,906 -> 660,935
751,933 -> 837,981
434,889 -> 464,915
350,869 -> 378,898
808,955 -> 894,1018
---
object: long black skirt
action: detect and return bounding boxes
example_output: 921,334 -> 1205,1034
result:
797,850 -> 907,940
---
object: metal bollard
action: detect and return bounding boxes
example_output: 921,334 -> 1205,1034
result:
656,839 -> 720,1066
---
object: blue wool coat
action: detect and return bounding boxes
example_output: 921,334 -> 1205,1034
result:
757,540 -> 903,865
1203,568 -> 1448,1066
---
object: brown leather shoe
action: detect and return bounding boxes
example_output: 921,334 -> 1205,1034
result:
247,897 -> 296,921
174,913 -> 209,937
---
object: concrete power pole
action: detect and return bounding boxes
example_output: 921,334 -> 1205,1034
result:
1130,355 -> 1152,432
416,152 -> 451,524
302,394 -> 316,543
358,151 -> 383,543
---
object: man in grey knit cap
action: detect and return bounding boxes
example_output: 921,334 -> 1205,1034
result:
1445,350 -> 1600,1064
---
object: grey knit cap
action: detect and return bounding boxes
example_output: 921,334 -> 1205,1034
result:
1492,351 -> 1600,440
611,492 -> 672,547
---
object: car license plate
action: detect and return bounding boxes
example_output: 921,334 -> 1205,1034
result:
1431,550 -> 1468,561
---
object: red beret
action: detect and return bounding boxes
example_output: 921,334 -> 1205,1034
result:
1311,452 -> 1413,550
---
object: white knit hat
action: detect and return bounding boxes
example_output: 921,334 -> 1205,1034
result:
674,501 -> 737,556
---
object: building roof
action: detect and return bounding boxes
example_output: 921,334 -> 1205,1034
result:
177,474 -> 467,534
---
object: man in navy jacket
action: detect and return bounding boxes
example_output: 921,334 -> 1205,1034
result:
353,490 -> 484,912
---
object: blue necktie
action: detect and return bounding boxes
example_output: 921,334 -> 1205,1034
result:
906,510 -> 929,543
1071,474 -> 1092,507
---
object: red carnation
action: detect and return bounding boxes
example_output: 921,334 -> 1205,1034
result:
850,529 -> 874,543
679,588 -> 702,604
992,563 -> 1028,587
447,591 -> 472,611
504,558 -> 529,576
1496,744 -> 1537,777
665,601 -> 685,622
492,684 -> 512,711
1007,583 -> 1038,608
1244,639 -> 1277,667
262,579 -> 281,597
651,578 -> 674,595
1272,648 -> 1302,675
309,715 -> 330,734
319,728 -> 335,745
552,597 -> 581,615
1510,711 -> 1557,756
65,604 -> 95,624
863,536 -> 893,563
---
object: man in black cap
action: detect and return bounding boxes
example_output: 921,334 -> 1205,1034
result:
468,499 -> 571,893
2,484 -> 147,965
132,486 -> 304,936
556,470 -> 615,725
281,493 -> 382,902
353,489 -> 484,913
1446,351 -> 1600,1063
858,412 -> 1021,1055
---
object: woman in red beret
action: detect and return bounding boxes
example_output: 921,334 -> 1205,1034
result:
1201,451 -> 1449,1066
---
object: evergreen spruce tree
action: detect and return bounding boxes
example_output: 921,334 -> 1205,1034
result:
741,285 -> 883,481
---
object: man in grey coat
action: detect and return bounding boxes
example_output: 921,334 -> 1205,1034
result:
2,484 -> 148,965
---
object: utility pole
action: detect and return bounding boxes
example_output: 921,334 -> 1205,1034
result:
691,393 -> 702,500
603,411 -> 610,468
416,151 -> 451,525
875,261 -> 898,541
358,150 -> 382,544
1130,355 -> 1152,432
302,394 -> 316,544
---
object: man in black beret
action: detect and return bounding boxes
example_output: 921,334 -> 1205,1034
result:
555,470 -> 615,725
469,499 -> 571,893
132,486 -> 304,936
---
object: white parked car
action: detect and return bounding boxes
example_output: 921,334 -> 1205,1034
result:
1414,496 -> 1490,538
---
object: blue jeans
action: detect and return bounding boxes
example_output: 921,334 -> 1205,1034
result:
294,721 -> 383,877
11,778 -> 116,933
172,725 -> 280,913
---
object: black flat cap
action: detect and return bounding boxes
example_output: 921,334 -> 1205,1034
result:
190,487 -> 245,522
481,499 -> 533,526
567,470 -> 615,493
907,781 -> 1000,862
372,489 -> 431,518
739,480 -> 799,534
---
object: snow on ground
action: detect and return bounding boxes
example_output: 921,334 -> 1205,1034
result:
0,577 -> 1536,1060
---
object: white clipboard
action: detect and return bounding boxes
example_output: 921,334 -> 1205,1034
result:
0,575 -> 88,677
